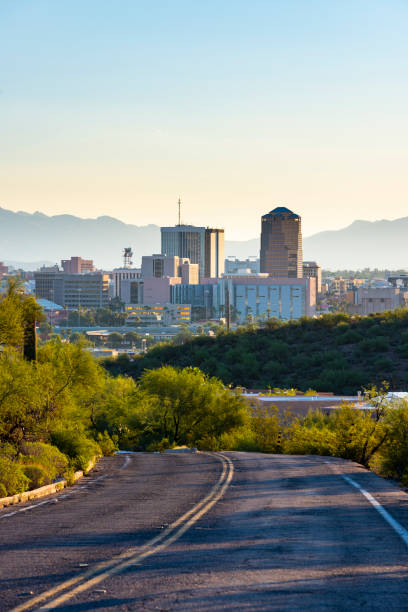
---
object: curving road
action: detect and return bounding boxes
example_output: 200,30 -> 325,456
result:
1,452 -> 408,611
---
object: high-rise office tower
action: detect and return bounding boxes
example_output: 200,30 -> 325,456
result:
161,225 -> 224,278
260,206 -> 303,277
204,228 -> 225,278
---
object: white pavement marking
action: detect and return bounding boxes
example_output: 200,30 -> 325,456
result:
325,461 -> 408,549
11,453 -> 233,612
0,475 -> 108,520
121,454 -> 131,469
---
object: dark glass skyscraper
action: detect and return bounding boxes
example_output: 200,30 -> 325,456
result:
260,207 -> 303,277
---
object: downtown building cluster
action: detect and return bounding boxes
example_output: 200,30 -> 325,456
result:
112,207 -> 317,324
21,205 -> 408,328
33,207 -> 319,325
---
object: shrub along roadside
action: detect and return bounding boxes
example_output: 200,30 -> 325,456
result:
0,455 -> 29,497
0,284 -> 115,497
228,394 -> 408,486
50,429 -> 101,473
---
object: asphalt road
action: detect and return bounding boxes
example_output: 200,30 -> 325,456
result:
1,451 -> 408,611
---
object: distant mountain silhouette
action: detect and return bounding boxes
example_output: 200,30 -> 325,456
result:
0,208 -> 160,269
0,207 -> 261,269
303,218 -> 408,269
1,207 -> 407,270
212,217 -> 408,269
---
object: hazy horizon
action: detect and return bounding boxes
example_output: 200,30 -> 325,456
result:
2,204 -> 408,241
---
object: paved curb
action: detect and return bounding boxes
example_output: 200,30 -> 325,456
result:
0,456 -> 100,509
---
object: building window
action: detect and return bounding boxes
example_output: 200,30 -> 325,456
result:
153,259 -> 164,277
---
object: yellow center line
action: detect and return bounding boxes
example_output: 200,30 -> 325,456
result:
11,452 -> 233,612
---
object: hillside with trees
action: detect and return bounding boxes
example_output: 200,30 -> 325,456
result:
108,311 -> 408,394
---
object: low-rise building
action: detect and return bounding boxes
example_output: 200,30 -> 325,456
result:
324,277 -> 366,296
125,303 -> 191,325
61,256 -> 95,274
194,275 -> 316,323
113,268 -> 141,301
351,286 -> 408,315
303,261 -> 322,294
35,268 -> 110,309
142,277 -> 182,304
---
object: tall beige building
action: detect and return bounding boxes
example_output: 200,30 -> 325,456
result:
161,225 -> 224,278
204,228 -> 224,278
260,207 -> 303,277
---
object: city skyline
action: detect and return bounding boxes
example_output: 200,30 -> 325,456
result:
2,1 -> 408,240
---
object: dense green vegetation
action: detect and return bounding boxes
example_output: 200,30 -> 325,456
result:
108,311 -> 408,394
3,285 -> 408,497
0,282 -> 249,496
240,396 -> 408,486
61,306 -> 127,328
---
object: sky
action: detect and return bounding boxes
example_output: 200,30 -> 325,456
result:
1,0 -> 407,240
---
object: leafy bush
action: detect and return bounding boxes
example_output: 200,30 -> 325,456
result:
358,337 -> 389,353
96,432 -> 117,456
219,427 -> 259,452
50,429 -> 101,472
23,464 -> 50,488
20,442 -> 68,481
335,330 -> 362,345
372,356 -> 393,371
380,405 -> 408,482
0,456 -> 29,496
284,423 -> 335,456
250,406 -> 281,452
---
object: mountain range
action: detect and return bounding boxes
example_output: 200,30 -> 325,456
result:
1,207 -> 407,271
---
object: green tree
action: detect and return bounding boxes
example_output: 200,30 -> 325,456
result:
124,331 -> 141,347
380,401 -> 408,483
0,278 -> 43,360
251,405 -> 281,452
107,332 -> 124,347
139,366 -> 248,448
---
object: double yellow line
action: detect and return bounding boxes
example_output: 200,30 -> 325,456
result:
12,452 -> 233,611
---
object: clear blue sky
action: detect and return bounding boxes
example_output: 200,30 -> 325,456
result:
1,0 -> 407,238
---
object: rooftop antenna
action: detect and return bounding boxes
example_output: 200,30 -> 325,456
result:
123,247 -> 133,269
178,197 -> 181,226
